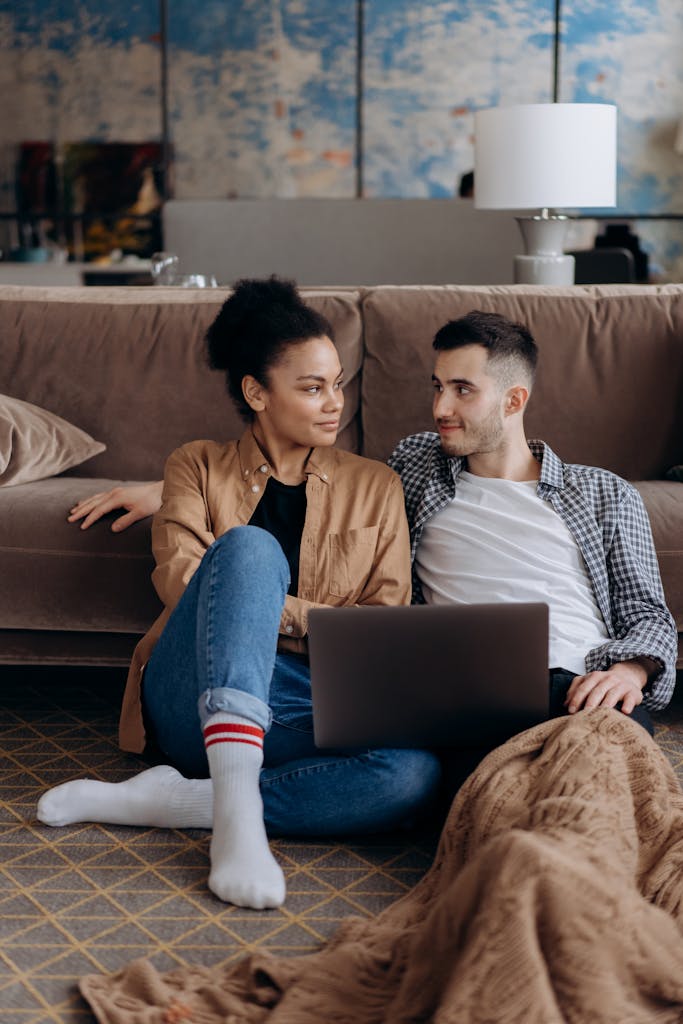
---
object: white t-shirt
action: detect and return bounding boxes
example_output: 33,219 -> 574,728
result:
415,470 -> 609,675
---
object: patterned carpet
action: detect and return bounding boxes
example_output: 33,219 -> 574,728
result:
1,665 -> 682,1024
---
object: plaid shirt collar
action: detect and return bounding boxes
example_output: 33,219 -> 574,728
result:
532,440 -> 565,493
442,438 -> 564,490
411,437 -> 561,542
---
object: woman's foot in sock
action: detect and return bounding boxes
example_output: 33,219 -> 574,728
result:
209,804 -> 286,909
203,712 -> 285,909
36,765 -> 213,829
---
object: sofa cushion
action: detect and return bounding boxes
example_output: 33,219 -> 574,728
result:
633,481 -> 683,632
0,477 -> 160,634
0,394 -> 105,487
0,286 -> 364,480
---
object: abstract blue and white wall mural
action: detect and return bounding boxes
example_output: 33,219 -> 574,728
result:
1,0 -> 682,274
363,0 -> 557,198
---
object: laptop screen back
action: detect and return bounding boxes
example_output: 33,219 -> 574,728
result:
308,602 -> 549,749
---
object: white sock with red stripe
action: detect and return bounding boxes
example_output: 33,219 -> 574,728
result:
203,712 -> 285,909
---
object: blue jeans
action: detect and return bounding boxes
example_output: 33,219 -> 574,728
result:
142,526 -> 441,837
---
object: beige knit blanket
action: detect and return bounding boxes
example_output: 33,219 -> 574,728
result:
80,709 -> 683,1024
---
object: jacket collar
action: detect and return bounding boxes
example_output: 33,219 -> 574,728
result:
236,428 -> 334,485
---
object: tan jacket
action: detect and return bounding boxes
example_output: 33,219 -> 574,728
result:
119,429 -> 411,752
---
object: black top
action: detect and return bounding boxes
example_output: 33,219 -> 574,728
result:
249,476 -> 307,595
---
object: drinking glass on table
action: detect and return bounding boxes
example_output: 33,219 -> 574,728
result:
171,273 -> 218,288
151,253 -> 217,287
151,252 -> 179,284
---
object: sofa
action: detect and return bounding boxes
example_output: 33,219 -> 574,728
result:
1,283 -> 682,672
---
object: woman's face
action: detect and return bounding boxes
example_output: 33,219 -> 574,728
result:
246,336 -> 344,450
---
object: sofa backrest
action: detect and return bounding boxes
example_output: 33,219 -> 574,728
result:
361,284 -> 683,480
2,283 -> 682,485
0,286 -> 364,480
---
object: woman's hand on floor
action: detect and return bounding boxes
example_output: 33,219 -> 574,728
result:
68,481 -> 164,531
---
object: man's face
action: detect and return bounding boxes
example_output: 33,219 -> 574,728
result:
431,344 -> 506,458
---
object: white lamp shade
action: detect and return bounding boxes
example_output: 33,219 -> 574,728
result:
474,103 -> 617,209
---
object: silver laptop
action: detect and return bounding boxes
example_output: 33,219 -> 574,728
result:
308,602 -> 549,749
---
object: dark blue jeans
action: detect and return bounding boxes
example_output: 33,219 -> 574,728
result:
142,526 -> 441,837
549,668 -> 654,736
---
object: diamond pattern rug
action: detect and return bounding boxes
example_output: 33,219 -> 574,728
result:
1,666 -> 682,1024
0,667 -> 436,1024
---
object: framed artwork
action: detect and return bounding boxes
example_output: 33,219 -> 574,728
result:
15,141 -> 166,260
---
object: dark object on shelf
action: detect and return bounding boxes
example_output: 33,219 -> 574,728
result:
594,223 -> 649,281
17,142 -> 57,216
8,246 -> 50,262
567,247 -> 636,284
458,170 -> 474,198
81,268 -> 153,286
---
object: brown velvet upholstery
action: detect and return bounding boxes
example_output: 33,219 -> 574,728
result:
0,477 -> 160,636
0,394 -> 105,485
0,283 -> 681,667
361,285 -> 683,478
632,481 -> 683,633
0,286 -> 363,479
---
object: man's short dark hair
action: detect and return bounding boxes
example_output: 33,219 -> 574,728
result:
433,310 -> 538,388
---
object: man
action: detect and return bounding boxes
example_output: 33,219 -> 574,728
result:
388,310 -> 677,730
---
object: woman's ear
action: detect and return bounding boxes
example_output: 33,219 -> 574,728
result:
242,375 -> 266,414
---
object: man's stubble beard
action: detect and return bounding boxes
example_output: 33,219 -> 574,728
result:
438,406 -> 505,459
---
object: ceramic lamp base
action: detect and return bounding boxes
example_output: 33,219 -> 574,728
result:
514,215 -> 575,285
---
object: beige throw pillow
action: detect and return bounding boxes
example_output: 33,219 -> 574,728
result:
0,395 -> 106,487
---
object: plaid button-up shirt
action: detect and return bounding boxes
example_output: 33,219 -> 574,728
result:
388,432 -> 677,710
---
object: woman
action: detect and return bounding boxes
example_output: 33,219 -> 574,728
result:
38,277 -> 441,910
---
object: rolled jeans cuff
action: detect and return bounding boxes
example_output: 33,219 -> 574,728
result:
198,687 -> 272,732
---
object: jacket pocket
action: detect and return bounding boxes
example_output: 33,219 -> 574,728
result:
328,526 -> 379,598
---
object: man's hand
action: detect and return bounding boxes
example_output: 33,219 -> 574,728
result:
68,481 -> 164,532
565,657 -> 657,716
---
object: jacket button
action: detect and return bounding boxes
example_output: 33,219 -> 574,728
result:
251,484 -> 259,493
285,624 -> 293,634
260,464 -> 268,473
